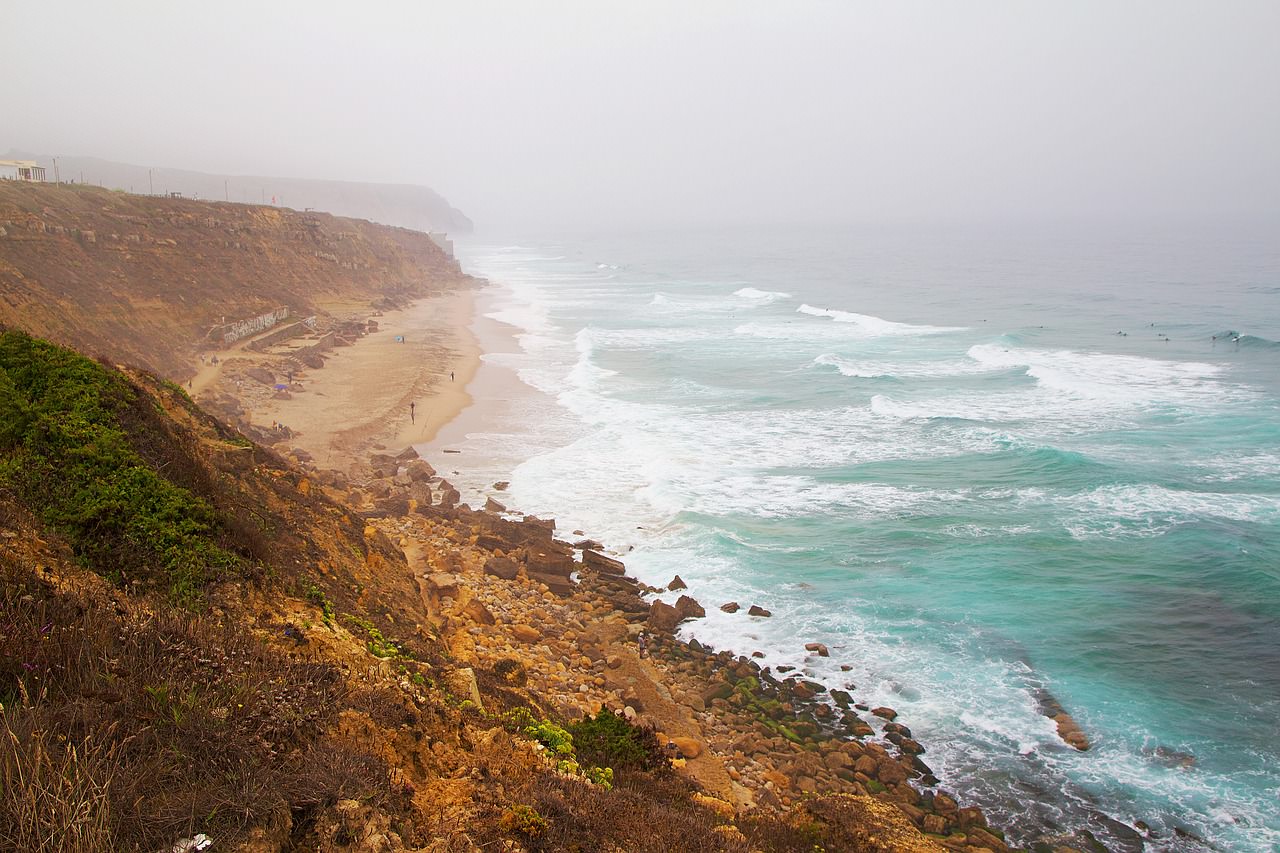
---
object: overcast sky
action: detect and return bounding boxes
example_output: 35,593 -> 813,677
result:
3,1 -> 1278,231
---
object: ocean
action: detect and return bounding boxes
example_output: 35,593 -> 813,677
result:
426,223 -> 1280,851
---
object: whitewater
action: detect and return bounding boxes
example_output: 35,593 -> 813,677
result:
426,224 -> 1280,851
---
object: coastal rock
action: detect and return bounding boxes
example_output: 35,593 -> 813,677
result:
804,642 -> 830,657
510,624 -> 541,644
648,600 -> 682,633
425,573 -> 459,600
674,594 -> 705,620
871,706 -> 897,721
484,556 -> 520,580
667,575 -> 687,591
747,605 -> 772,617
582,549 -> 626,575
462,599 -> 495,625
446,667 -> 484,711
484,497 -> 507,513
670,737 -> 703,759
405,459 -> 435,481
1054,712 -> 1091,751
720,601 -> 740,613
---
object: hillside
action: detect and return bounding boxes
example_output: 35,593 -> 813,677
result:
6,153 -> 473,234
0,181 -> 472,381
0,331 -> 964,852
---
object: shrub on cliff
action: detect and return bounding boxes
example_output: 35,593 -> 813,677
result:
568,708 -> 669,773
0,330 -> 242,606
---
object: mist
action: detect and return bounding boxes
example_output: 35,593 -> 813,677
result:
4,1 -> 1278,231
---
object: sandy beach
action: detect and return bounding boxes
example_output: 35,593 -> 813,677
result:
246,288 -> 480,471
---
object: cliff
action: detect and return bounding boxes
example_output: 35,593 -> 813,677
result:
0,331 -> 953,852
0,181 -> 472,381
6,153 -> 473,234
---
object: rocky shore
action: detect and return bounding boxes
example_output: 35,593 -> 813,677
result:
311,444 -> 1029,852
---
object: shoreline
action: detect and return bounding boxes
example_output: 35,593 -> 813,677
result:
195,267 -> 1119,851
423,282 -> 526,453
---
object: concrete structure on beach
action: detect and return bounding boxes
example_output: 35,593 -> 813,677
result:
0,160 -> 46,182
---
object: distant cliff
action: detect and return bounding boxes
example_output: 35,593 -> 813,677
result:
0,181 -> 473,380
5,152 -> 473,234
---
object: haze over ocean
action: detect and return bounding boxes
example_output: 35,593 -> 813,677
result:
429,223 -> 1280,851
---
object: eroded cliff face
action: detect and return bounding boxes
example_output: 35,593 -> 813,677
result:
0,182 -> 472,380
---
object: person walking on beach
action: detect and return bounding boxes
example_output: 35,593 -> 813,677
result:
409,401 -> 415,424
450,370 -> 455,382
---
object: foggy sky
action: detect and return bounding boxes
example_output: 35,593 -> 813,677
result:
3,1 -> 1278,231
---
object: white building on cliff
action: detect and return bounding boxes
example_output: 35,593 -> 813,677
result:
0,160 -> 47,182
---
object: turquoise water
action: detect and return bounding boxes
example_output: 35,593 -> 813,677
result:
433,225 -> 1280,851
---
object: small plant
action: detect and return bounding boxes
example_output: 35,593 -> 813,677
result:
525,719 -> 574,756
499,804 -> 547,839
586,765 -> 614,790
302,582 -> 335,625
341,613 -> 409,660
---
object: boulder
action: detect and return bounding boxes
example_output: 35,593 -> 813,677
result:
405,459 -> 435,481
667,575 -> 687,591
648,600 -> 682,633
871,707 -> 897,721
485,496 -> 507,513
720,601 -> 740,613
582,549 -> 626,575
1055,712 -> 1091,751
510,624 -> 541,644
670,737 -> 703,759
747,605 -> 772,617
368,496 -> 410,518
674,595 -> 705,620
876,758 -> 908,786
484,556 -> 520,580
804,642 -> 830,657
446,667 -> 484,711
462,599 -> 496,626
426,573 -> 459,599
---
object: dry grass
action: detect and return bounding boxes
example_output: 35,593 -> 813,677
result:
0,548 -> 396,851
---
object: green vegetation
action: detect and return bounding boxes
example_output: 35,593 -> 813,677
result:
568,707 -> 669,773
0,331 -> 240,606
341,613 -> 410,660
498,804 -> 547,839
303,581 -> 335,625
524,718 -> 574,756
